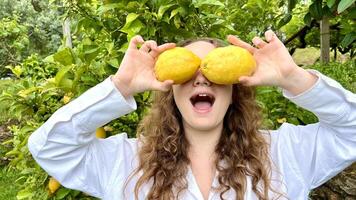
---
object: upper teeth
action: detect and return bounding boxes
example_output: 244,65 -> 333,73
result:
198,93 -> 208,96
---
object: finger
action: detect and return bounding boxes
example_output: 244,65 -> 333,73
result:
140,40 -> 158,53
149,49 -> 160,58
252,37 -> 268,48
265,30 -> 284,46
265,30 -> 276,42
128,35 -> 144,50
227,35 -> 256,54
238,76 -> 261,86
150,43 -> 176,58
152,79 -> 174,91
156,43 -> 176,53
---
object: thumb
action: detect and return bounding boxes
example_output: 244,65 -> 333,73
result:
238,76 -> 261,86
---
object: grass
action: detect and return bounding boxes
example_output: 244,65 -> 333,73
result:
0,166 -> 21,200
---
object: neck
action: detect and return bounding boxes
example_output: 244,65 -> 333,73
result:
184,121 -> 223,158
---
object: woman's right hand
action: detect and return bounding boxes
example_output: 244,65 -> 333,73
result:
112,35 -> 175,98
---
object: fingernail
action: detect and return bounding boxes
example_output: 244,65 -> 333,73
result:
139,36 -> 144,42
228,35 -> 239,39
252,37 -> 260,45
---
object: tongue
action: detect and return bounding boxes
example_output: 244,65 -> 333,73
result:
194,101 -> 211,110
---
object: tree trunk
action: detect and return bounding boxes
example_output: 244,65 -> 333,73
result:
63,17 -> 72,48
310,163 -> 356,199
320,16 -> 330,63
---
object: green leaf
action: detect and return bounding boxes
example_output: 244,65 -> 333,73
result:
121,13 -> 140,31
83,45 -> 99,54
5,65 -> 22,78
82,45 -> 100,63
288,0 -> 298,12
55,188 -> 71,199
341,33 -> 356,47
327,0 -> 336,8
170,7 -> 185,19
120,13 -> 144,37
173,15 -> 181,28
16,189 -> 33,199
107,58 -> 119,68
55,65 -> 72,86
127,1 -> 141,12
58,77 -> 73,91
309,1 -> 323,20
98,3 -> 125,15
53,48 -> 74,66
142,91 -> 151,101
322,5 -> 334,17
178,0 -> 191,7
195,0 -> 224,7
71,190 -> 81,197
278,13 -> 292,28
348,7 -> 356,19
105,42 -> 115,55
43,55 -> 54,63
337,0 -> 355,14
304,12 -> 312,26
157,4 -> 175,20
118,42 -> 129,53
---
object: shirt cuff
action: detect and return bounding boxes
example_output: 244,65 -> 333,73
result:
107,75 -> 137,110
282,69 -> 349,123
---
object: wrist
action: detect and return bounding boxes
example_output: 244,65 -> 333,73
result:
111,75 -> 134,98
280,66 -> 318,96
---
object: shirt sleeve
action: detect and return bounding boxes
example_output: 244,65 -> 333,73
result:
27,76 -> 138,198
269,70 -> 356,196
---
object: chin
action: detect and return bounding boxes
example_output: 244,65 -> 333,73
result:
186,118 -> 220,131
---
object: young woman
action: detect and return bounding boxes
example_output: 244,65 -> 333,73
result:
28,30 -> 356,200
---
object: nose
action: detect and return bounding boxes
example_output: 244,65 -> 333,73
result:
193,71 -> 211,87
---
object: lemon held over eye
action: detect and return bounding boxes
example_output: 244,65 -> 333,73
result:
201,46 -> 256,84
155,47 -> 201,84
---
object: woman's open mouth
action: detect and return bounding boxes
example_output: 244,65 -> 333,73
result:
189,93 -> 215,113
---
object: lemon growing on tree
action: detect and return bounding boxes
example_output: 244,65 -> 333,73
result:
48,177 -> 61,194
95,127 -> 106,138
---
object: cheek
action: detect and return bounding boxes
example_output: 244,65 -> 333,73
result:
216,87 -> 233,115
172,85 -> 180,103
221,86 -> 233,105
172,86 -> 187,110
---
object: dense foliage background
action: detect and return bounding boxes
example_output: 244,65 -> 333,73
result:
0,0 -> 355,199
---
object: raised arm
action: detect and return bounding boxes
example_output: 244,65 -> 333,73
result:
28,36 -> 175,198
270,71 -> 355,197
228,31 -> 356,198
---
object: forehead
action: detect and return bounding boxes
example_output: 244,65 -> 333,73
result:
183,41 -> 216,59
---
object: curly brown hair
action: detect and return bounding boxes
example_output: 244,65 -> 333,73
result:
126,38 -> 283,199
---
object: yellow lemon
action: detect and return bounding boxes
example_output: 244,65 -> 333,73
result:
104,125 -> 113,132
155,47 -> 201,84
277,118 -> 287,123
63,95 -> 71,104
96,127 -> 106,138
48,177 -> 61,194
201,46 -> 256,84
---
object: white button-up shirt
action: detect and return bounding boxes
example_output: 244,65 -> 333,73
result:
28,70 -> 356,200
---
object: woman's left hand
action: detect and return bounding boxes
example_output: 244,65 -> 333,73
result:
227,30 -> 317,95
